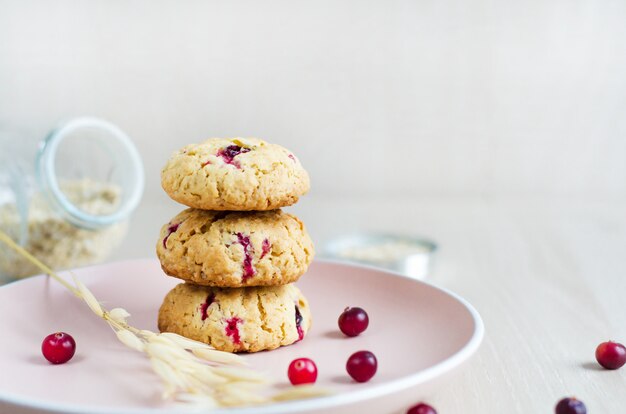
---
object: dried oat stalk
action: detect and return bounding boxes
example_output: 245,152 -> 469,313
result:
0,230 -> 329,409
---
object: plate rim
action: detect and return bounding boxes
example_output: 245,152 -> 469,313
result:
0,258 -> 484,414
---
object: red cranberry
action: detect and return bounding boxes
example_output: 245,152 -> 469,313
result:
199,293 -> 215,321
346,350 -> 377,382
224,317 -> 243,345
295,306 -> 304,341
260,238 -> 271,259
41,332 -> 76,364
217,145 -> 250,168
287,358 -> 317,385
595,340 -> 626,370
162,222 -> 180,248
338,307 -> 369,337
235,233 -> 255,281
407,403 -> 437,414
555,397 -> 586,414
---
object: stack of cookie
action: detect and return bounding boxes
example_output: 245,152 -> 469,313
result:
156,138 -> 314,353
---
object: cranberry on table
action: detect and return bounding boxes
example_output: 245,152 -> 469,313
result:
595,340 -> 626,370
555,397 -> 587,414
287,358 -> 318,385
41,332 -> 76,364
407,402 -> 437,414
346,350 -> 377,382
338,306 -> 369,337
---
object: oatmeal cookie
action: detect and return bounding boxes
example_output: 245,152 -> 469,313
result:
158,283 -> 311,353
161,138 -> 310,211
156,208 -> 314,287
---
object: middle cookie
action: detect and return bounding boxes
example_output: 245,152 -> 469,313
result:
157,208 -> 314,287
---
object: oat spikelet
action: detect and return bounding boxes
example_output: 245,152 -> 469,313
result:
73,276 -> 104,317
192,348 -> 248,366
159,332 -> 212,350
175,392 -> 218,409
272,384 -> 333,401
211,366 -> 268,383
115,329 -> 145,352
108,308 -> 131,324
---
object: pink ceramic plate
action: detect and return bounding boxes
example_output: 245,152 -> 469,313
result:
0,259 -> 483,414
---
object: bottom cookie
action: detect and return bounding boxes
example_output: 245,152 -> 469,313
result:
158,283 -> 311,353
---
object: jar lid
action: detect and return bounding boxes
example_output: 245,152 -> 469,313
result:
36,117 -> 144,229
323,233 -> 437,280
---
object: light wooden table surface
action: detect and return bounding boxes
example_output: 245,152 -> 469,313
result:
114,194 -> 626,413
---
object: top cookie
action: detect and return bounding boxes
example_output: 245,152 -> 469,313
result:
161,138 -> 310,211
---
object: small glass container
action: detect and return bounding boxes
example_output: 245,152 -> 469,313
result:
0,117 -> 144,282
323,233 -> 437,280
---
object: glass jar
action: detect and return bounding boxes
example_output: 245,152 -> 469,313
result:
0,117 -> 144,283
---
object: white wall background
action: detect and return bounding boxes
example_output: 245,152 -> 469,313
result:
1,0 -> 626,201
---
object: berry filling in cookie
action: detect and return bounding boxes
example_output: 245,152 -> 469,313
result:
236,233 -> 256,281
225,317 -> 243,345
288,154 -> 296,162
295,306 -> 304,341
199,293 -> 215,321
260,238 -> 271,259
162,222 -> 181,248
216,145 -> 251,168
